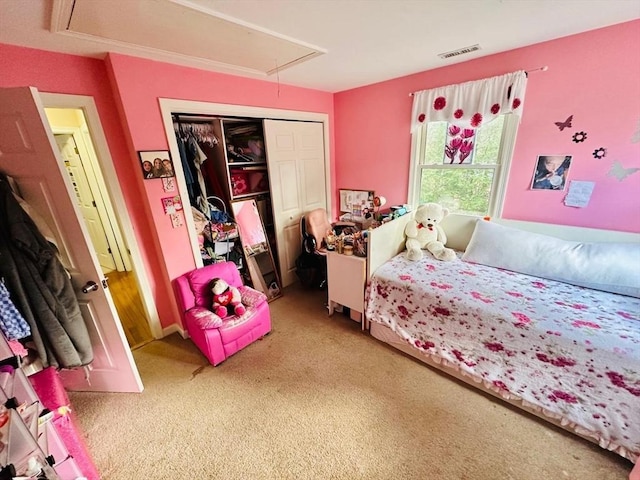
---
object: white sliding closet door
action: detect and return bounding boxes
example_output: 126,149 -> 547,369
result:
264,120 -> 327,287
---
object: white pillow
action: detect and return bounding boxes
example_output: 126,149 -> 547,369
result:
462,220 -> 640,298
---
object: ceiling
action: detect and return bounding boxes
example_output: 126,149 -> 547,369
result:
1,0 -> 638,93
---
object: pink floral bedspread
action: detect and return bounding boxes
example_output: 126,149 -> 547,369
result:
365,252 -> 640,460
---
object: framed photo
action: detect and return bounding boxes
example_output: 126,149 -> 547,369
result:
339,189 -> 375,217
531,155 -> 572,191
138,150 -> 175,179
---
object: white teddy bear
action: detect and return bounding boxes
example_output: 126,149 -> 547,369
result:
404,203 -> 456,262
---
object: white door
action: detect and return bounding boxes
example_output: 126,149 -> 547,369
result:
264,120 -> 327,286
55,134 -> 117,272
0,86 -> 143,393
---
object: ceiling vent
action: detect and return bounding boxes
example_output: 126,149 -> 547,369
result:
50,0 -> 326,77
438,44 -> 481,60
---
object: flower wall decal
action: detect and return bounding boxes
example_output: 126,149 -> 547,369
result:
572,131 -> 587,143
592,148 -> 607,159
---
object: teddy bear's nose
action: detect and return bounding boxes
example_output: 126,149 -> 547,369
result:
427,223 -> 434,227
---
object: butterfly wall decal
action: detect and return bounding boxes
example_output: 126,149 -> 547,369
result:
608,161 -> 640,181
554,115 -> 573,131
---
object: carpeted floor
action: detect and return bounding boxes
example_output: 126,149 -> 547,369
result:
69,284 -> 634,479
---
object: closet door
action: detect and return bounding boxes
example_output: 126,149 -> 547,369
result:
264,120 -> 327,287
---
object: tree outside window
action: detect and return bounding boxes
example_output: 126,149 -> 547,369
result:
411,114 -> 517,217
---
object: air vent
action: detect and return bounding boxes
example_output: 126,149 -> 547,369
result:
438,44 -> 481,59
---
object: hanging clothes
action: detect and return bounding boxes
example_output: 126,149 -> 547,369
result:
175,131 -> 196,201
189,136 -> 210,215
0,173 -> 93,369
0,280 -> 31,340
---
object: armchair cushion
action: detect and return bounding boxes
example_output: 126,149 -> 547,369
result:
239,285 -> 268,308
185,262 -> 243,308
186,269 -> 214,308
186,307 -> 223,329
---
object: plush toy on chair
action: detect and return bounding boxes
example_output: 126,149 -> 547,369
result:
210,277 -> 246,318
174,261 -> 271,366
405,203 -> 456,262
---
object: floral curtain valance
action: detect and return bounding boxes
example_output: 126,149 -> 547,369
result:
410,70 -> 528,133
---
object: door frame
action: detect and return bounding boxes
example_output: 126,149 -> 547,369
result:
51,128 -> 130,272
159,98 -> 332,267
41,92 -> 163,339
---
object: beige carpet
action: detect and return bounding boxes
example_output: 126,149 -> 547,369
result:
69,284 -> 634,479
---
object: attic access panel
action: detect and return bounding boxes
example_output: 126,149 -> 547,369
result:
51,0 -> 325,76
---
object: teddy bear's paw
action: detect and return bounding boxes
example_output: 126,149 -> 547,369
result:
214,306 -> 228,318
407,249 -> 423,261
234,304 -> 246,316
436,248 -> 456,262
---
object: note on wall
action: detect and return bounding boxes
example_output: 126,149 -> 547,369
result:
170,212 -> 183,228
564,181 -> 595,208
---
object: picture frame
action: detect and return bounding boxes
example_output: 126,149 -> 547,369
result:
339,189 -> 375,217
531,154 -> 572,191
138,150 -> 175,179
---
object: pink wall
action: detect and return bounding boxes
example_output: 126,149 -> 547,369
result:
334,20 -> 640,233
105,53 -> 334,326
0,44 -> 334,330
2,19 -> 638,332
0,43 -> 175,329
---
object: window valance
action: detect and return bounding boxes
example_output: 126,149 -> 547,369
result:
410,70 -> 527,133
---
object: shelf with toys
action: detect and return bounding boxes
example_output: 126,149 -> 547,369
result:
0,331 -> 99,479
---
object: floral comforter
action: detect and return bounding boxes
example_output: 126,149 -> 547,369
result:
365,252 -> 640,460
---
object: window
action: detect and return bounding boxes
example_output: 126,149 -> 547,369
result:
409,114 -> 519,217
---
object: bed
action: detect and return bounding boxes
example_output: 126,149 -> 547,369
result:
364,213 -> 640,463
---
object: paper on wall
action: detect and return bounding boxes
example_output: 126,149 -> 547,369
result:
162,177 -> 176,192
170,212 -> 183,228
564,181 -> 595,208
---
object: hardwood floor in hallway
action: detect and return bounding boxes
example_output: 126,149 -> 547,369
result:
106,270 -> 154,349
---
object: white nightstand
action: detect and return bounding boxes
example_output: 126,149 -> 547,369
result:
327,251 -> 367,329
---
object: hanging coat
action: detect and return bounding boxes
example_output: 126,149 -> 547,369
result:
0,174 -> 93,368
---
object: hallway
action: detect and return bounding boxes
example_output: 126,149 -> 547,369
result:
106,270 -> 154,349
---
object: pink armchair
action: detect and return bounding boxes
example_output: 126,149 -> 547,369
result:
173,262 -> 271,365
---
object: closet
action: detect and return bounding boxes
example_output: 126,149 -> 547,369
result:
171,112 -> 328,290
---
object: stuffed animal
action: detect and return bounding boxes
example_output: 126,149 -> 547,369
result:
210,277 -> 246,318
404,203 -> 456,262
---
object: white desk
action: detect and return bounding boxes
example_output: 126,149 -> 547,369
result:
327,251 -> 367,329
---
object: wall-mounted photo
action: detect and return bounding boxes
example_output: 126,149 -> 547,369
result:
138,150 -> 175,179
531,155 -> 572,190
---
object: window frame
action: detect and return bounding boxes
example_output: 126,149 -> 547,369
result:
408,114 -> 520,218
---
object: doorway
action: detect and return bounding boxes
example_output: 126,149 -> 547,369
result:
43,104 -> 155,350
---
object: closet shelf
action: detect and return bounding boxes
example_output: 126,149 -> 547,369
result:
229,165 -> 267,172
233,190 -> 270,200
228,161 -> 267,167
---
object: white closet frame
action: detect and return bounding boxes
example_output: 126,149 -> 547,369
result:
159,98 -> 332,269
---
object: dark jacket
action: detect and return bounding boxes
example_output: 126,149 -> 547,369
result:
0,174 -> 93,368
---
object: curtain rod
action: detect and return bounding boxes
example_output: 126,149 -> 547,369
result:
408,66 -> 548,96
